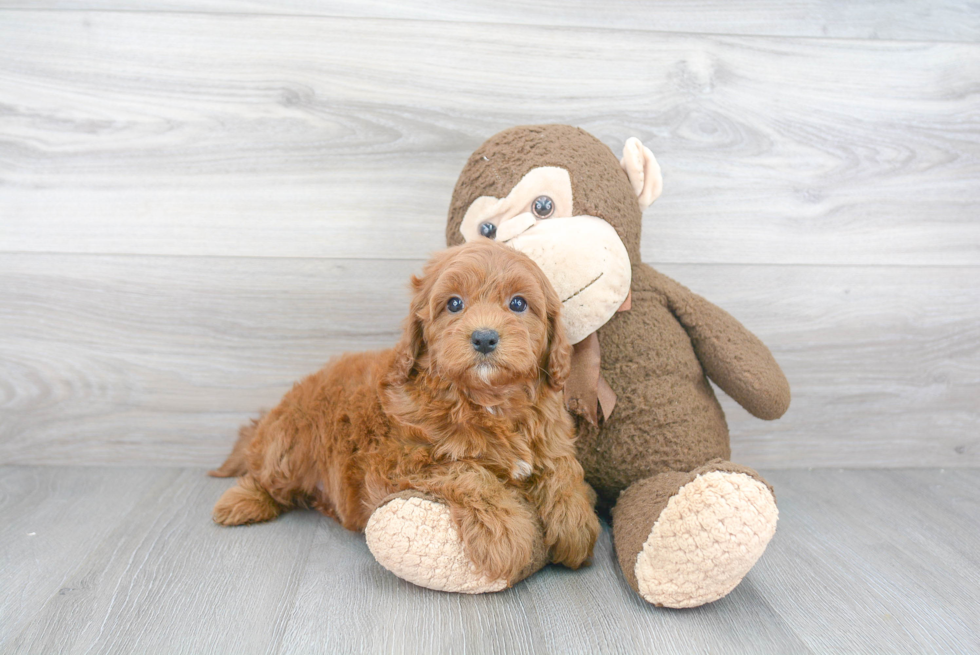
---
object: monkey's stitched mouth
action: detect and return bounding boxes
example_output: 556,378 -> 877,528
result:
562,273 -> 603,304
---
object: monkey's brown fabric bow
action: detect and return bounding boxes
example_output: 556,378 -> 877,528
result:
564,291 -> 631,426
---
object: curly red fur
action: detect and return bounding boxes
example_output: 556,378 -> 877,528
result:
211,240 -> 599,582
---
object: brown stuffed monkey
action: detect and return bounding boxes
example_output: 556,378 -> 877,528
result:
365,125 -> 791,608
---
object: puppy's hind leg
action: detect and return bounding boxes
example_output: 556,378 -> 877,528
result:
208,415 -> 264,478
213,475 -> 282,526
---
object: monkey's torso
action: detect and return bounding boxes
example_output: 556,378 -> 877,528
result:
575,264 -> 731,503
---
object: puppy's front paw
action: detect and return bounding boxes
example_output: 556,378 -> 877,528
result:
545,495 -> 601,569
365,494 -> 508,593
456,502 -> 538,583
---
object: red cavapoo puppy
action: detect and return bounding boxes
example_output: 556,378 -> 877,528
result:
210,240 -> 600,583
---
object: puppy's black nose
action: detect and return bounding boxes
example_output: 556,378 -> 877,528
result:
471,329 -> 499,354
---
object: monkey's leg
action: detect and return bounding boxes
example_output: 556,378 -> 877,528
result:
611,460 -> 777,608
364,491 -> 548,593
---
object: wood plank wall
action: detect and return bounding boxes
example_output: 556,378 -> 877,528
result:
1,2 -> 977,467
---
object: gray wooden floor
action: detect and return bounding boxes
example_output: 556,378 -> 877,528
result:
2,466 -> 978,654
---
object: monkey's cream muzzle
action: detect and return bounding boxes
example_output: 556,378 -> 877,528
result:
457,139 -> 663,423
458,165 -> 634,345
495,213 -> 631,345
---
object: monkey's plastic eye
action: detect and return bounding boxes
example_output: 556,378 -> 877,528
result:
531,196 -> 554,219
447,297 -> 464,313
480,222 -> 497,239
509,296 -> 528,313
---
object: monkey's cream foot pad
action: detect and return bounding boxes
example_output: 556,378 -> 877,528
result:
365,496 -> 507,593
635,471 -> 778,608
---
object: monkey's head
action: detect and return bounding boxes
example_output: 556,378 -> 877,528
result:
447,125 -> 662,344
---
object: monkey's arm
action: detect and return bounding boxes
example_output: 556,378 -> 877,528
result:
651,268 -> 791,420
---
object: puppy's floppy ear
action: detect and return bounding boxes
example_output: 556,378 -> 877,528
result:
543,284 -> 572,390
387,248 -> 458,386
386,274 -> 428,386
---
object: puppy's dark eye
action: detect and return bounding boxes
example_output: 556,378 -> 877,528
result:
447,297 -> 464,313
480,222 -> 497,239
531,196 -> 554,219
509,296 -> 527,313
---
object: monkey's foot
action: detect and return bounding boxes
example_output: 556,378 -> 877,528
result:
365,492 -> 508,593
614,462 -> 778,608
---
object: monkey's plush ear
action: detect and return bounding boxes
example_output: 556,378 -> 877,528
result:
620,137 -> 663,211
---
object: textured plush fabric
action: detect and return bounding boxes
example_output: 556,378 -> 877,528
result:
447,125 -> 644,264
611,470 -> 695,592
611,460 -> 774,595
619,137 -> 663,210
576,264 -> 791,501
366,490 -> 549,593
439,125 -> 791,605
632,469 -> 778,608
449,127 -> 790,504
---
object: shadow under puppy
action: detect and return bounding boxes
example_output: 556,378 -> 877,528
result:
211,240 -> 600,586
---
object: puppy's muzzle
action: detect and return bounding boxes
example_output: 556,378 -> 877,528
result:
471,329 -> 499,355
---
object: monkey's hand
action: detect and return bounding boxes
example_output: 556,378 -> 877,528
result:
651,266 -> 791,420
